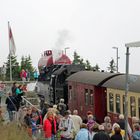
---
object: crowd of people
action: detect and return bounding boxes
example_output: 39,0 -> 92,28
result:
5,82 -> 27,121
20,69 -> 39,82
3,82 -> 140,140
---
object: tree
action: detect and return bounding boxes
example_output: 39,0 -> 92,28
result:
5,55 -> 20,80
72,51 -> 81,64
79,58 -> 84,65
85,60 -> 92,70
25,55 -> 34,72
21,55 -> 34,70
0,65 -> 6,81
107,58 -> 116,73
4,54 -> 34,81
93,64 -> 100,71
72,51 -> 93,70
20,56 -> 26,70
20,55 -> 34,79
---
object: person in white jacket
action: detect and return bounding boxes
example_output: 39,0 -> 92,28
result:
59,111 -> 75,140
71,110 -> 82,134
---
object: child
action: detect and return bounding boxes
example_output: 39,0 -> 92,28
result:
31,113 -> 41,140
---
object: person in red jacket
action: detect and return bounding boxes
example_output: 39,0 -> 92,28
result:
43,111 -> 57,140
20,69 -> 27,81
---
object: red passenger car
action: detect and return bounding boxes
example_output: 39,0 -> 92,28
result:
67,71 -> 121,123
67,70 -> 140,127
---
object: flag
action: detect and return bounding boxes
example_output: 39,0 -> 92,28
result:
9,24 -> 16,55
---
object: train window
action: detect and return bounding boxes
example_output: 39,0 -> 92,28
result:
130,96 -> 136,117
123,95 -> 125,114
85,89 -> 89,105
138,98 -> 140,118
90,90 -> 94,105
116,94 -> 120,113
109,93 -> 114,112
69,86 -> 72,100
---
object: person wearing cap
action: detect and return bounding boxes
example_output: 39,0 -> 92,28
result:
93,125 -> 111,140
57,98 -> 67,116
87,111 -> 93,116
87,114 -> 96,134
111,123 -> 125,139
111,123 -> 123,140
59,110 -> 75,140
83,111 -> 95,124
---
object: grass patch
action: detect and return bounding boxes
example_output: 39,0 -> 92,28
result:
0,122 -> 31,140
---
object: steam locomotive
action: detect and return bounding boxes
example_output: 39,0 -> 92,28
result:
37,50 -> 85,105
37,50 -> 140,125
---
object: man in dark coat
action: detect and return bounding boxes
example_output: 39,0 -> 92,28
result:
5,93 -> 17,121
57,98 -> 67,116
93,125 -> 111,140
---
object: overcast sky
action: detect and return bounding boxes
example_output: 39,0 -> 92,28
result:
1,0 -> 140,74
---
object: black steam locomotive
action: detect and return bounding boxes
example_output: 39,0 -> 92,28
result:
37,50 -> 85,105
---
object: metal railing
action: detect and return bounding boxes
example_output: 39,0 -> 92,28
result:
21,96 -> 41,112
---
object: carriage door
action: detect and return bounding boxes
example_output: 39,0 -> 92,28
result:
94,87 -> 107,123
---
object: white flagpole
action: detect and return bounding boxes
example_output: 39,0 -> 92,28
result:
8,21 -> 12,81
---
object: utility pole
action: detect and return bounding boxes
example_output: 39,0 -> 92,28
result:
112,47 -> 119,73
124,41 -> 140,140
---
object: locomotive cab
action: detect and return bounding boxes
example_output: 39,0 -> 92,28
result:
49,64 -> 85,105
49,67 -> 68,104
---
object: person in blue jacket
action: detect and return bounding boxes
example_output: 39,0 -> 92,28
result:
15,84 -> 24,111
75,123 -> 90,140
33,70 -> 38,81
132,124 -> 140,140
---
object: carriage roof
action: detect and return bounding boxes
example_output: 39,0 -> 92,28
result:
67,71 -> 140,93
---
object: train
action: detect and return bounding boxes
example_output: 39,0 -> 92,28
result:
37,50 -> 140,125
37,50 -> 85,105
67,71 -> 140,124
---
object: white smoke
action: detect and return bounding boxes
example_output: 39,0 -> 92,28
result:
52,29 -> 71,62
